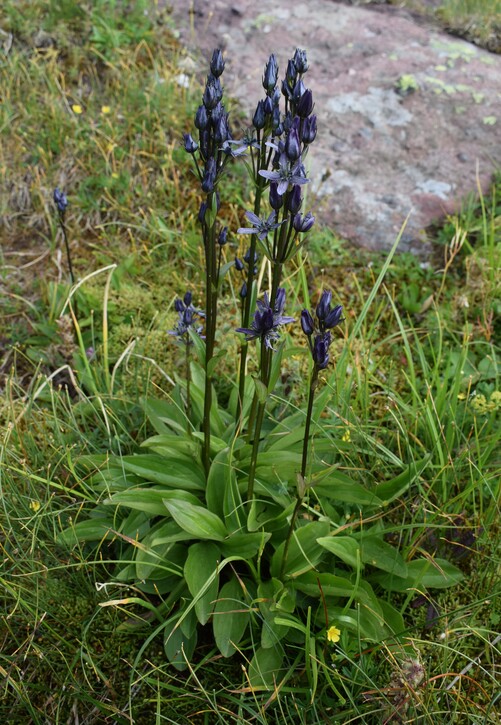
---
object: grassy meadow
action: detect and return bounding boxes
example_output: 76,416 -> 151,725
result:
0,1 -> 499,723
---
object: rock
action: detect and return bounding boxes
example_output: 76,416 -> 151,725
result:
166,0 -> 501,254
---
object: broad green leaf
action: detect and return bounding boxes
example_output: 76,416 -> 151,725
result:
378,598 -> 406,638
313,474 -> 382,507
267,427 -> 305,452
247,499 -> 293,532
317,536 -> 360,569
206,447 -> 230,518
373,557 -> 463,591
136,533 -> 186,580
164,499 -> 228,541
252,377 -> 268,404
140,434 -> 201,464
293,572 -> 358,601
360,537 -> 408,578
207,349 -> 227,379
271,520 -> 330,578
220,532 -> 270,558
248,646 -> 284,690
184,542 -> 220,625
375,457 -> 430,504
143,398 -> 187,435
213,576 -> 249,657
57,518 -> 114,545
268,340 -> 286,394
164,611 -> 197,671
258,580 -> 291,649
104,488 -> 200,516
206,447 -> 244,532
120,454 -> 205,491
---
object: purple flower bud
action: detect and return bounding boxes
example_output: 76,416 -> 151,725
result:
210,49 -> 225,78
184,291 -> 193,306
302,114 -> 317,144
234,257 -> 244,272
201,157 -> 216,193
281,78 -> 293,101
296,89 -> 313,118
218,226 -> 228,245
293,211 -> 315,233
293,49 -> 309,74
263,54 -> 279,94
183,133 -> 198,154
286,59 -> 298,88
324,304 -> 344,329
240,282 -> 248,299
292,80 -> 306,106
53,187 -> 68,213
301,309 -> 314,336
252,100 -> 266,131
214,113 -> 229,143
287,185 -> 302,214
275,287 -> 287,314
203,76 -> 222,110
272,106 -> 282,133
199,129 -> 210,159
194,104 -> 208,130
174,298 -> 184,313
263,96 -> 273,116
198,201 -> 207,223
272,86 -> 281,106
244,248 -> 258,265
285,126 -> 301,162
316,291 -> 332,322
312,333 -> 330,369
269,182 -> 284,211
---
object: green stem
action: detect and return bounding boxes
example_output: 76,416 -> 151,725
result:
202,192 -> 218,475
246,342 -> 271,501
280,366 -> 318,579
185,343 -> 191,435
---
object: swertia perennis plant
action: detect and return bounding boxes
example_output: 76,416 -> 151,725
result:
58,49 -> 463,685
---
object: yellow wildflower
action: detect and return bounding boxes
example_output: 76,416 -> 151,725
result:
327,625 -> 341,644
72,104 -> 83,114
342,429 -> 351,442
101,105 -> 111,114
29,500 -> 41,513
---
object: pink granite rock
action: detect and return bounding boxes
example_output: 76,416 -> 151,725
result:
167,0 -> 500,253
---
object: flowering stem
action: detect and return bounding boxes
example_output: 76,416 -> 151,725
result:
185,343 -> 192,435
202,192 -> 218,475
58,212 -> 75,286
280,365 -> 318,579
236,150 -> 267,424
246,341 -> 271,501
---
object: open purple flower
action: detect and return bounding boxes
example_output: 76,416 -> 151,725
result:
259,153 -> 309,195
236,288 -> 294,350
237,210 -> 284,241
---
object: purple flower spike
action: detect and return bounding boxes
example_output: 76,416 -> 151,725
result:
236,288 -> 294,350
53,188 -> 68,214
